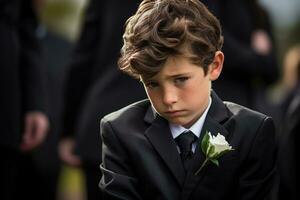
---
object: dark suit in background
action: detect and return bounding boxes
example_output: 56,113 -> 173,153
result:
202,0 -> 278,113
0,0 -> 48,199
33,29 -> 74,200
100,91 -> 277,199
277,85 -> 300,200
60,0 -> 146,199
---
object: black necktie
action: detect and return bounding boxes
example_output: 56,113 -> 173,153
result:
175,131 -> 197,172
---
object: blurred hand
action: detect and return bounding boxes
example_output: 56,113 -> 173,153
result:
251,30 -> 272,55
20,111 -> 49,152
59,137 -> 82,167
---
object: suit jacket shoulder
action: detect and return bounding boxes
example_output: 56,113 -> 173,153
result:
102,99 -> 150,124
222,100 -> 275,155
225,101 -> 270,125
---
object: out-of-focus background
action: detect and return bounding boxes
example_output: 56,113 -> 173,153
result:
259,0 -> 300,101
37,0 -> 88,199
39,0 -> 87,41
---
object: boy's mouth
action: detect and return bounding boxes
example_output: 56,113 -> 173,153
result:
164,110 -> 185,117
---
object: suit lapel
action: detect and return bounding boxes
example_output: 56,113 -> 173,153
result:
144,106 -> 186,187
182,91 -> 231,199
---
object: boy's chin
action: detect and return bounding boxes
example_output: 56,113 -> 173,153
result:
166,118 -> 192,128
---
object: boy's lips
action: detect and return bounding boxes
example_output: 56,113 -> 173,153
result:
164,110 -> 186,117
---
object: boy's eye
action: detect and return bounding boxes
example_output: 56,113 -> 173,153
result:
174,77 -> 189,85
145,81 -> 159,88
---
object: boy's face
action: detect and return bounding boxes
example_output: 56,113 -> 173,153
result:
141,53 -> 223,128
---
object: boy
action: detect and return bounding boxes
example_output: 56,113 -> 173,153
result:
99,0 -> 277,199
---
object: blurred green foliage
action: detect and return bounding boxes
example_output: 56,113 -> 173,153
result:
39,0 -> 88,42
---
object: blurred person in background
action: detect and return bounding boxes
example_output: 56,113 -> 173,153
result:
31,0 -> 77,200
276,44 -> 300,200
276,45 -> 300,123
201,0 -> 279,115
0,0 -> 49,199
277,90 -> 300,200
59,0 -> 146,199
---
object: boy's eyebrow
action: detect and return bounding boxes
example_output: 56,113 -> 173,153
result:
162,72 -> 194,81
166,72 -> 192,78
142,72 -> 193,82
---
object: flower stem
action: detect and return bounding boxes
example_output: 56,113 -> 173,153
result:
194,158 -> 209,175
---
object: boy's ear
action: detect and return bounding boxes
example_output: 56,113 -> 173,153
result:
208,51 -> 224,81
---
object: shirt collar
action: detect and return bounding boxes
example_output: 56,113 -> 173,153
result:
169,97 -> 212,139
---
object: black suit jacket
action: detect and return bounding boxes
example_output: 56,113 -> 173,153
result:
99,91 -> 277,199
0,0 -> 47,149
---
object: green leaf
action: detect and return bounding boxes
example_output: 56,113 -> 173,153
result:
201,131 -> 209,155
210,159 -> 219,166
208,145 -> 215,158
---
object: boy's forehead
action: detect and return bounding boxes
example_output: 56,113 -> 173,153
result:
162,55 -> 201,73
141,55 -> 203,81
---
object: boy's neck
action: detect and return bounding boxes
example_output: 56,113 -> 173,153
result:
169,97 -> 212,139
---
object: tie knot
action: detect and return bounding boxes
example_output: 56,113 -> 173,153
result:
175,131 -> 197,158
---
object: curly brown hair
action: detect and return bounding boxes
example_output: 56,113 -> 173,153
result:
118,0 -> 224,79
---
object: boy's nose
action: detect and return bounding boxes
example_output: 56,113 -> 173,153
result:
162,89 -> 177,106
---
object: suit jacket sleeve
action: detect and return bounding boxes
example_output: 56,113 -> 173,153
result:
99,118 -> 143,200
238,117 -> 277,200
19,1 -> 47,113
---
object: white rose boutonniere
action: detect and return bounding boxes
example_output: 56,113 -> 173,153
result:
195,131 -> 234,175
